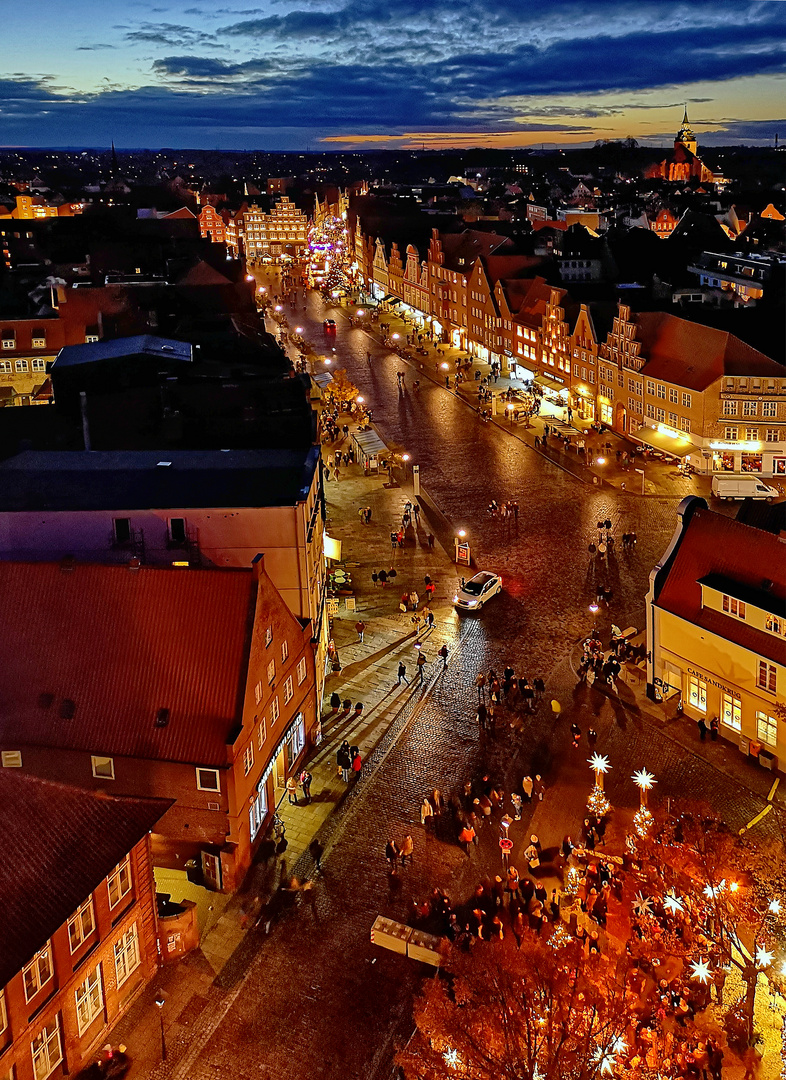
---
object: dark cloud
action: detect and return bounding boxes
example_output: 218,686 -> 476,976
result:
76,44 -> 117,51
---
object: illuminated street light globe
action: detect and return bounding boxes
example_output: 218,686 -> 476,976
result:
357,309 -> 364,316
441,362 -> 450,370
392,333 -> 400,340
275,305 -> 283,312
589,602 -> 599,614
597,456 -> 606,465
402,453 -> 410,462
356,396 -> 364,405
457,529 -> 466,538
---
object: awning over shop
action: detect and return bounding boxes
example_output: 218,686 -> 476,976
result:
632,425 -> 696,458
381,294 -> 402,305
352,428 -> 388,462
311,371 -> 334,390
533,373 -> 566,393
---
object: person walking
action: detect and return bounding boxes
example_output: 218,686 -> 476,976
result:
351,747 -> 362,777
438,644 -> 449,668
506,866 -> 521,906
286,774 -> 299,804
697,716 -> 708,741
416,651 -> 427,684
354,619 -> 366,643
459,822 -> 476,855
378,569 -> 388,587
510,792 -> 522,820
533,775 -> 546,801
400,835 -> 414,865
385,838 -> 399,871
299,769 -> 313,804
421,796 -> 435,831
522,776 -> 534,802
571,722 -> 582,748
396,661 -> 409,686
427,533 -> 435,548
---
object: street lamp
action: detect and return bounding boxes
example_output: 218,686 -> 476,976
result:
589,602 -> 599,615
392,332 -> 400,341
155,995 -> 167,1060
295,326 -> 303,334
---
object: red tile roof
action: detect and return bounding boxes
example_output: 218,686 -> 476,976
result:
0,563 -> 256,766
635,312 -> 782,391
0,771 -> 170,986
655,506 -> 786,666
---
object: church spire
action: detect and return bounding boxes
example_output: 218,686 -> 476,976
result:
682,105 -> 689,126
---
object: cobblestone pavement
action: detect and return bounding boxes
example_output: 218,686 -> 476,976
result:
117,276 -> 783,1080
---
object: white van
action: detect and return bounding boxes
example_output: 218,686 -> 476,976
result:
711,475 -> 779,501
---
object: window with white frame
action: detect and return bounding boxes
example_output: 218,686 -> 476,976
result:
721,692 -> 741,732
91,755 -> 114,780
0,360 -> 11,373
75,967 -> 104,1034
281,640 -> 288,663
265,626 -> 273,647
757,661 -> 777,694
646,380 -> 655,396
31,358 -> 46,372
757,711 -> 777,747
1,750 -> 22,767
15,360 -> 28,373
745,427 -> 758,442
669,388 -> 678,403
249,784 -> 268,840
681,417 -> 691,433
722,595 -> 746,619
254,680 -> 263,705
32,336 -> 46,349
196,768 -> 220,792
687,674 -> 707,713
668,412 -> 678,428
107,855 -> 133,908
286,714 -> 306,766
67,898 -> 96,952
283,676 -> 294,705
1,338 -> 14,350
762,401 -> 777,418
765,615 -> 785,636
113,923 -> 140,987
267,659 -> 275,684
655,408 -> 665,423
297,657 -> 307,685
682,392 -> 692,408
0,988 -> 7,1035
271,696 -> 280,724
30,1016 -> 62,1080
766,429 -> 780,443
243,743 -> 254,776
724,427 -> 738,441
743,400 -> 757,417
722,399 -> 738,416
656,384 -> 666,399
646,403 -> 655,419
256,717 -> 267,750
23,944 -> 53,1002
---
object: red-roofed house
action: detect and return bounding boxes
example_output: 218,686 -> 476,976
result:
647,497 -> 786,767
0,773 -> 170,1080
0,557 -> 317,892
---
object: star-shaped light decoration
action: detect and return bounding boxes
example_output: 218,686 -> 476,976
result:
756,946 -> 775,969
690,957 -> 711,984
592,1046 -> 617,1077
632,893 -> 652,917
610,1036 -> 627,1055
703,880 -> 726,899
631,768 -> 656,790
663,892 -> 685,915
443,1047 -> 461,1069
589,753 -> 611,774
768,899 -> 782,916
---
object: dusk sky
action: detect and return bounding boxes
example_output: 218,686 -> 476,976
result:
2,0 -> 785,150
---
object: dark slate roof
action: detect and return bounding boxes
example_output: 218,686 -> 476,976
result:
0,772 -> 170,986
0,447 -> 320,511
53,335 -> 193,369
0,562 -> 256,765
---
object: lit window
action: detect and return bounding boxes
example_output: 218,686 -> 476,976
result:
271,696 -> 280,724
196,768 -> 220,792
31,1016 -> 62,1080
721,595 -> 746,620
254,680 -> 263,705
267,659 -> 276,684
15,360 -> 28,373
249,785 -> 268,840
765,615 -> 785,636
243,744 -> 254,776
721,693 -> 741,732
23,944 -> 53,1002
114,923 -> 140,987
75,967 -> 104,1034
0,988 -> 6,1036
107,855 -> 133,908
1,338 -> 14,350
297,657 -> 307,685
722,400 -> 738,417
91,755 -> 115,780
281,640 -> 288,663
283,676 -> 294,705
757,661 -> 777,694
1,750 -> 22,767
0,360 -> 11,373
32,358 -> 46,371
68,898 -> 96,952
756,711 -> 777,748
687,674 -> 707,713
256,717 -> 267,750
762,401 -> 776,418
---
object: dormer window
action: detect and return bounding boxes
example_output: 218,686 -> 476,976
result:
722,595 -> 745,620
32,335 -> 46,349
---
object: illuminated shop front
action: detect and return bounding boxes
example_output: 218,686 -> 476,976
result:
710,440 -> 762,473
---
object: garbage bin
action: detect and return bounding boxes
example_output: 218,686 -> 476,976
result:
759,749 -> 777,771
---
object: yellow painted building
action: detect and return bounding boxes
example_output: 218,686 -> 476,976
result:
647,497 -> 786,770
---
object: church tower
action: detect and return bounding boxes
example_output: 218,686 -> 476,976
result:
674,107 -> 697,156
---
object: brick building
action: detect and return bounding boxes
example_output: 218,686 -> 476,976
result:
198,204 -> 227,244
0,773 -> 169,1080
242,197 -> 309,263
0,557 -> 318,893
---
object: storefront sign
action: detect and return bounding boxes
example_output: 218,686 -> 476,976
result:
657,423 -> 682,440
687,667 -> 735,695
709,441 -> 761,452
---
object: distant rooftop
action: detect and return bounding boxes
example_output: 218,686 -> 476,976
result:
53,334 -> 193,368
0,446 -> 320,511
